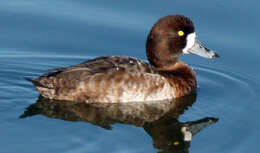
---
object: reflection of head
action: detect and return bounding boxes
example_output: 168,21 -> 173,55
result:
145,119 -> 190,153
144,117 -> 218,153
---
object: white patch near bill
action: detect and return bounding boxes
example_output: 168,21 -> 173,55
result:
183,32 -> 196,54
181,127 -> 193,141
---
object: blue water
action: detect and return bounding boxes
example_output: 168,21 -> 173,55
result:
1,0 -> 260,153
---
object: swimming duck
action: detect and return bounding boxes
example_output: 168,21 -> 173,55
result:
28,14 -> 218,103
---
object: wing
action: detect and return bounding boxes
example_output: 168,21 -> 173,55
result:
31,56 -> 158,89
50,56 -> 158,75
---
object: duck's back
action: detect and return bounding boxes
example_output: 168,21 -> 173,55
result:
31,56 -> 175,103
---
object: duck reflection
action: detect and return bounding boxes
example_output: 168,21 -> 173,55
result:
21,93 -> 218,153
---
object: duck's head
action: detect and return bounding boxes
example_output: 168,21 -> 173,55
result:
146,14 -> 219,68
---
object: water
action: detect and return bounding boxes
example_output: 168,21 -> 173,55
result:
0,0 -> 260,153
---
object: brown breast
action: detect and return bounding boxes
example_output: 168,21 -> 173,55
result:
158,60 -> 197,98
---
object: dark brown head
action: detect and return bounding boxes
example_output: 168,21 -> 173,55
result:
146,15 -> 219,68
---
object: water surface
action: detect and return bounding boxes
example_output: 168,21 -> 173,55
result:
1,0 -> 260,153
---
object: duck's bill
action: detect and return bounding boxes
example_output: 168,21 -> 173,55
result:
187,39 -> 219,59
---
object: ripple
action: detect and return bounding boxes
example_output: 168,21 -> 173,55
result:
181,64 -> 259,119
195,65 -> 256,98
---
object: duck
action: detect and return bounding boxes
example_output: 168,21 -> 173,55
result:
27,14 -> 219,103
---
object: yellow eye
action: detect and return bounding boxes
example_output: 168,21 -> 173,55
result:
173,141 -> 179,146
177,30 -> 185,36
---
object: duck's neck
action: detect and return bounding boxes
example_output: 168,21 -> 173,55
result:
146,37 -> 196,97
157,59 -> 197,98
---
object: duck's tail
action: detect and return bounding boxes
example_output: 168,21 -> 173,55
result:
24,76 -> 56,99
24,77 -> 46,88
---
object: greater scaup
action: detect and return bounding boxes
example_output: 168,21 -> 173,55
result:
27,14 -> 219,103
